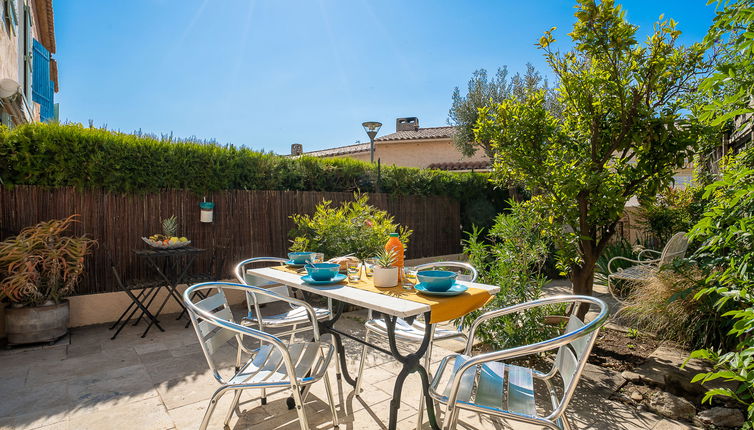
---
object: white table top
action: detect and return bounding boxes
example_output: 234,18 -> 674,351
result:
247,267 -> 500,319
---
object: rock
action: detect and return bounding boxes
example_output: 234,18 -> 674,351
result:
630,390 -> 644,402
633,345 -> 736,396
622,370 -> 643,383
648,391 -> 696,421
581,363 -> 626,395
652,419 -> 698,430
696,407 -> 745,428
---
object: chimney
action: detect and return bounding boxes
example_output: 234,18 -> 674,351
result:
291,143 -> 303,156
396,117 -> 419,132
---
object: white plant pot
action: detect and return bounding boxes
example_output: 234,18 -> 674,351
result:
373,266 -> 399,288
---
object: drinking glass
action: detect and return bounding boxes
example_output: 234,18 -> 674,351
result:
309,252 -> 324,264
363,258 -> 376,278
346,261 -> 361,282
403,266 -> 418,290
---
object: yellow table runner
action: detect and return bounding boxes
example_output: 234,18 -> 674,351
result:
273,266 -> 492,323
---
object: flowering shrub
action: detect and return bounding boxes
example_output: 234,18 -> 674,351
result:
289,193 -> 411,261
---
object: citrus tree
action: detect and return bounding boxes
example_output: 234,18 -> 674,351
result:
475,0 -> 707,305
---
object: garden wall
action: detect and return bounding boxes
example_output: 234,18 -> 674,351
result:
0,186 -> 461,295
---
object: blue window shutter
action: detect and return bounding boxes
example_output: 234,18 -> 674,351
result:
32,39 -> 54,122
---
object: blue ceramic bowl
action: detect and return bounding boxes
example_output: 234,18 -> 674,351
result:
416,270 -> 457,292
288,252 -> 314,264
305,263 -> 340,281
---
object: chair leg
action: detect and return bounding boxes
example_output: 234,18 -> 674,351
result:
560,413 -> 573,430
354,330 -> 370,395
322,371 -> 340,427
260,387 -> 267,405
291,383 -> 311,430
441,402 -> 461,430
223,390 -> 243,427
200,387 -> 229,430
332,334 -> 342,381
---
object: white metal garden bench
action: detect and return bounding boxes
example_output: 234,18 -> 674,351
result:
607,232 -> 689,303
429,295 -> 608,430
183,281 -> 339,430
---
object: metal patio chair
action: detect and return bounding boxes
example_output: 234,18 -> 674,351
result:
183,282 -> 339,430
355,261 -> 478,429
607,232 -> 689,303
428,295 -> 608,430
234,257 -> 332,340
235,257 -> 332,404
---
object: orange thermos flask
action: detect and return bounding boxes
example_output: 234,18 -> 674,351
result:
385,233 -> 405,279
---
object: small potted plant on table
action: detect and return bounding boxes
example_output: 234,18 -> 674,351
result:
373,248 -> 399,288
0,215 -> 96,345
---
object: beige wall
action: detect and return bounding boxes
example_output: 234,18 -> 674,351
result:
330,138 -> 489,169
0,1 -> 20,83
66,283 -> 249,328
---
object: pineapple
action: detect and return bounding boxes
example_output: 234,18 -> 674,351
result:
162,215 -> 178,238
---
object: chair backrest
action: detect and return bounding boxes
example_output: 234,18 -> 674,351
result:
551,298 -> 608,415
415,261 -> 478,282
659,232 -> 689,266
234,257 -> 291,305
183,282 -> 296,384
184,284 -> 242,381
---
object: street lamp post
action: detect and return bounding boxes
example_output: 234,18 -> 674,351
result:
361,121 -> 382,163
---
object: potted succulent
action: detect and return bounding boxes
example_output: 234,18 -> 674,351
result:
373,248 -> 399,288
0,215 -> 96,345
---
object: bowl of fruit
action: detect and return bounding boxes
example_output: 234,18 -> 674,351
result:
142,215 -> 191,249
142,235 -> 190,249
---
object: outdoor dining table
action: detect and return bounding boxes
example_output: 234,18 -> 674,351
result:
247,266 -> 500,430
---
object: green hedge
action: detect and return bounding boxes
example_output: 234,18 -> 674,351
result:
0,123 -> 507,230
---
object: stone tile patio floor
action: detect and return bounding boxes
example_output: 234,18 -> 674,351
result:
0,284 -> 699,430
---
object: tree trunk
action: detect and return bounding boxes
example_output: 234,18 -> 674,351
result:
570,254 -> 598,319
508,186 -> 522,203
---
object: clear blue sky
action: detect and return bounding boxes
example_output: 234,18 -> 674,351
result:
54,1 -> 716,155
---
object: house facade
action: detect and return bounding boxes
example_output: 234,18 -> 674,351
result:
300,117 -> 491,172
0,0 -> 57,126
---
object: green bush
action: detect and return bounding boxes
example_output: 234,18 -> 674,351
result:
289,194 -> 411,260
639,186 -> 705,248
459,202 -> 563,349
687,146 -> 754,423
0,123 -> 507,231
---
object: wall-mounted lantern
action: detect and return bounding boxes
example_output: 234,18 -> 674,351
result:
199,199 -> 214,223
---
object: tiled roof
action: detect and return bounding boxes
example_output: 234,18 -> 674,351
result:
427,160 -> 491,171
300,126 -> 457,158
301,142 -> 370,158
376,126 -> 455,142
